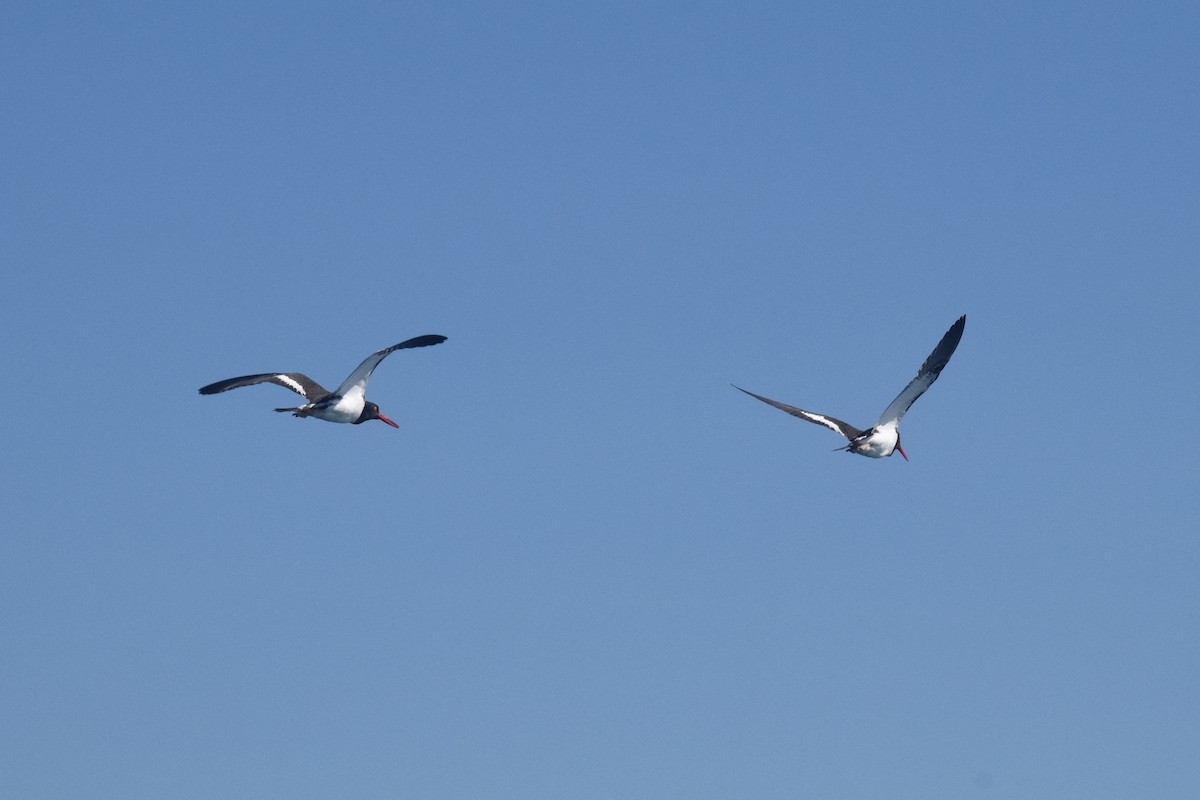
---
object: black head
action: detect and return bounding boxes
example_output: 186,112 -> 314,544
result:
356,401 -> 399,428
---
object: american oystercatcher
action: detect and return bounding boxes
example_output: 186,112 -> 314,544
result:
199,335 -> 447,428
734,316 -> 965,460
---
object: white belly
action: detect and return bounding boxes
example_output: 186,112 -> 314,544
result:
854,425 -> 899,458
310,394 -> 364,424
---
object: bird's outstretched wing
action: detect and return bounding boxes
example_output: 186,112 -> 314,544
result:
875,315 -> 965,428
733,385 -> 864,441
330,334 -> 448,401
199,373 -> 330,399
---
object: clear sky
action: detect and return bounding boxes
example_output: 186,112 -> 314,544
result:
3,2 -> 1197,798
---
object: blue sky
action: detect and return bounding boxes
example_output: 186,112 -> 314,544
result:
3,2 -> 1197,798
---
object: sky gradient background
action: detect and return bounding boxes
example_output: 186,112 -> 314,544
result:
3,2 -> 1198,798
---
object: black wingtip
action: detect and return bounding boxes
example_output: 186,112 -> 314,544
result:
731,384 -> 760,401
944,315 -> 967,348
404,334 -> 448,348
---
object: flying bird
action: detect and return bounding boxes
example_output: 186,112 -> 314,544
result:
199,335 -> 447,428
734,316 -> 965,460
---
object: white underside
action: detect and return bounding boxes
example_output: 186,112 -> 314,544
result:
302,390 -> 365,424
855,424 -> 899,458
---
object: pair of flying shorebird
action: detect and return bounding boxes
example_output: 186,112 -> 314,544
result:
200,315 -> 965,461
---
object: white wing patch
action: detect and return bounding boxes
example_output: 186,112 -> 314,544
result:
798,411 -> 849,436
275,374 -> 308,397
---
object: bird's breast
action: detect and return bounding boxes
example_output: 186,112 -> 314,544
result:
852,426 -> 899,458
309,394 -> 364,424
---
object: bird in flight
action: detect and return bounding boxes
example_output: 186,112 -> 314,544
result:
199,334 -> 447,428
734,316 -> 965,460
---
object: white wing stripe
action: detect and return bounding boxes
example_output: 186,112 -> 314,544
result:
274,374 -> 308,397
798,411 -> 850,435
